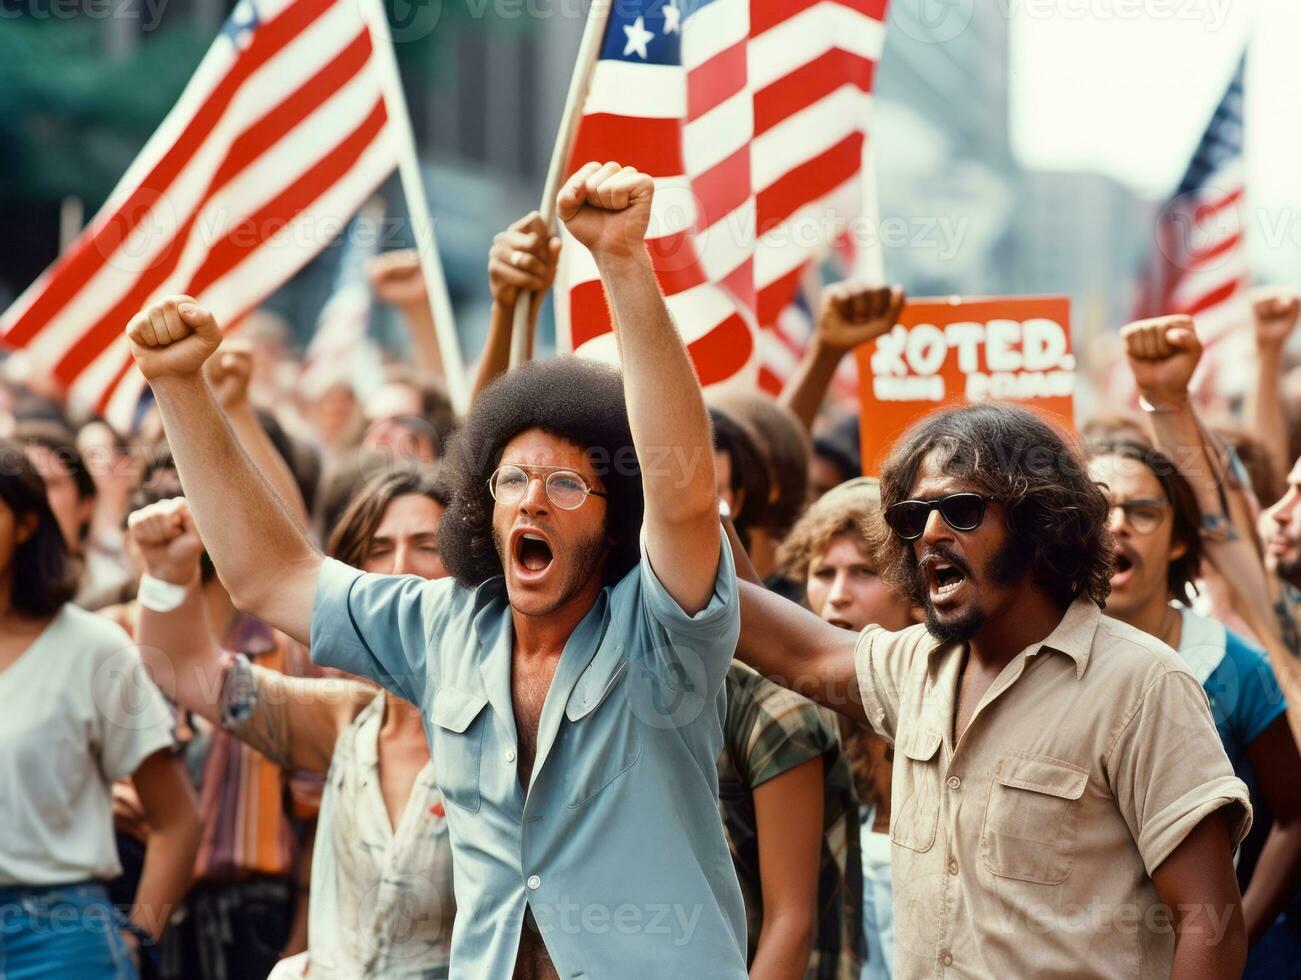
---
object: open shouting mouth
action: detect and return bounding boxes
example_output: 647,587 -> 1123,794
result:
1111,548 -> 1136,590
511,526 -> 555,585
921,553 -> 969,608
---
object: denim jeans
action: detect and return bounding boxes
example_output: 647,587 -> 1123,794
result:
0,881 -> 138,980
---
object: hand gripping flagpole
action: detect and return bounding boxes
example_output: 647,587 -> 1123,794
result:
362,0 -> 471,414
509,0 -> 615,370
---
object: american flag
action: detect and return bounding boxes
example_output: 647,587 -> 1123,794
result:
554,0 -> 889,393
1135,53 -> 1247,352
0,0 -> 400,426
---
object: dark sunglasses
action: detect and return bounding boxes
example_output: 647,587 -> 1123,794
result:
884,492 -> 988,541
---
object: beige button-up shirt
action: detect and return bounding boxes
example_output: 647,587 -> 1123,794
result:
854,598 -> 1251,979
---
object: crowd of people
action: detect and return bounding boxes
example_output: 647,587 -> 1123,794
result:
2,160 -> 1301,979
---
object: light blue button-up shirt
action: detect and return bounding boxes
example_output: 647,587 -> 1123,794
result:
310,534 -> 747,979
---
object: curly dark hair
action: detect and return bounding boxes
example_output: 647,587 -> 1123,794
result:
1085,439 -> 1203,605
439,358 -> 645,589
869,403 -> 1113,609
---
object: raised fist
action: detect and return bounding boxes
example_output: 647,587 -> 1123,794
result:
205,340 -> 254,411
557,162 -> 654,261
127,497 -> 203,585
1119,314 -> 1203,407
368,250 -> 429,309
1251,289 -> 1301,351
126,296 -> 222,381
817,283 -> 905,354
488,212 -> 562,305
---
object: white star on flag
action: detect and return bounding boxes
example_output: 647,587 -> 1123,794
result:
622,15 -> 654,59
662,0 -> 681,33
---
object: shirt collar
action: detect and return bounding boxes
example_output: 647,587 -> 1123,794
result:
925,596 -> 1101,679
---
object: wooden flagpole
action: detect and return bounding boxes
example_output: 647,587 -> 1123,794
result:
362,0 -> 471,413
509,0 -> 615,369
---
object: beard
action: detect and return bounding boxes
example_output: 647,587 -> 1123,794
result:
493,524 -> 609,616
913,535 -> 1033,646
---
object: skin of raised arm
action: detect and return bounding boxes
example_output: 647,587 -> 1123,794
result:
369,249 -> 445,380
749,756 -> 823,980
1121,316 -> 1275,627
1241,717 -> 1301,943
126,296 -> 321,643
129,748 -> 201,940
129,497 -> 362,771
471,212 -> 561,404
736,580 -> 865,724
780,283 -> 904,432
1245,290 -> 1300,486
1151,811 -> 1247,980
207,341 -> 309,527
558,162 -> 720,614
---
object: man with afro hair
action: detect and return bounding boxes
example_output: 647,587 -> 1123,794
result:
125,162 -> 746,980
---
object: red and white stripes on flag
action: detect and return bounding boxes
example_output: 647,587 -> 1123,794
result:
553,0 -> 888,394
0,0 -> 399,426
1136,54 -> 1247,360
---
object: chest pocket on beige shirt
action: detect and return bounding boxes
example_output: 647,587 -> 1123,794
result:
890,726 -> 942,852
981,751 -> 1088,884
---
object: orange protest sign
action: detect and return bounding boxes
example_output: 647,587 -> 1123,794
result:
854,296 -> 1074,476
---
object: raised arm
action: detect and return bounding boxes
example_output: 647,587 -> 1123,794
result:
129,496 -> 365,771
206,340 -> 309,527
369,249 -> 445,380
1121,317 -> 1272,613
736,580 -> 865,724
557,162 -> 719,614
1245,289 -> 1300,488
780,283 -> 904,432
126,297 -> 320,643
472,212 -> 561,404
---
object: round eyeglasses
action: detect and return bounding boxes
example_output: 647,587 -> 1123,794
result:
1106,499 -> 1167,536
884,492 -> 988,541
488,464 -> 608,511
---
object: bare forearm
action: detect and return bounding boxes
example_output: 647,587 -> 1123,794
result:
602,251 -> 716,522
737,581 -> 863,721
399,301 -> 445,380
749,915 -> 814,980
472,300 -> 513,404
1248,345 -> 1290,484
137,585 -> 226,727
780,342 -> 842,433
133,814 -> 200,938
225,403 -> 307,526
150,375 -> 318,640
1243,823 -> 1301,943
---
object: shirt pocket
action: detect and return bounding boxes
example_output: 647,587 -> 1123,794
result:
981,752 -> 1089,885
889,726 -> 942,853
430,686 -> 489,814
562,655 -> 643,809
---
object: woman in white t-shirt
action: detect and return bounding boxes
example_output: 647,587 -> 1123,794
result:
0,438 -> 201,979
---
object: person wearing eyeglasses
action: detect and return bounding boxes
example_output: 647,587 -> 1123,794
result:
1087,440 -> 1301,976
122,163 -> 747,980
731,402 -> 1253,980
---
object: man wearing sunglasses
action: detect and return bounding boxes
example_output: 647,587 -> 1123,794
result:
734,403 -> 1251,979
124,162 -> 747,980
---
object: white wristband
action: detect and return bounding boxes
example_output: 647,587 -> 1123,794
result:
137,573 -> 191,612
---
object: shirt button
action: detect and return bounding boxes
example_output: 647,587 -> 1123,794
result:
505,749 -> 516,764
947,858 -> 958,875
527,875 -> 541,890
946,775 -> 961,791
940,951 -> 954,967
